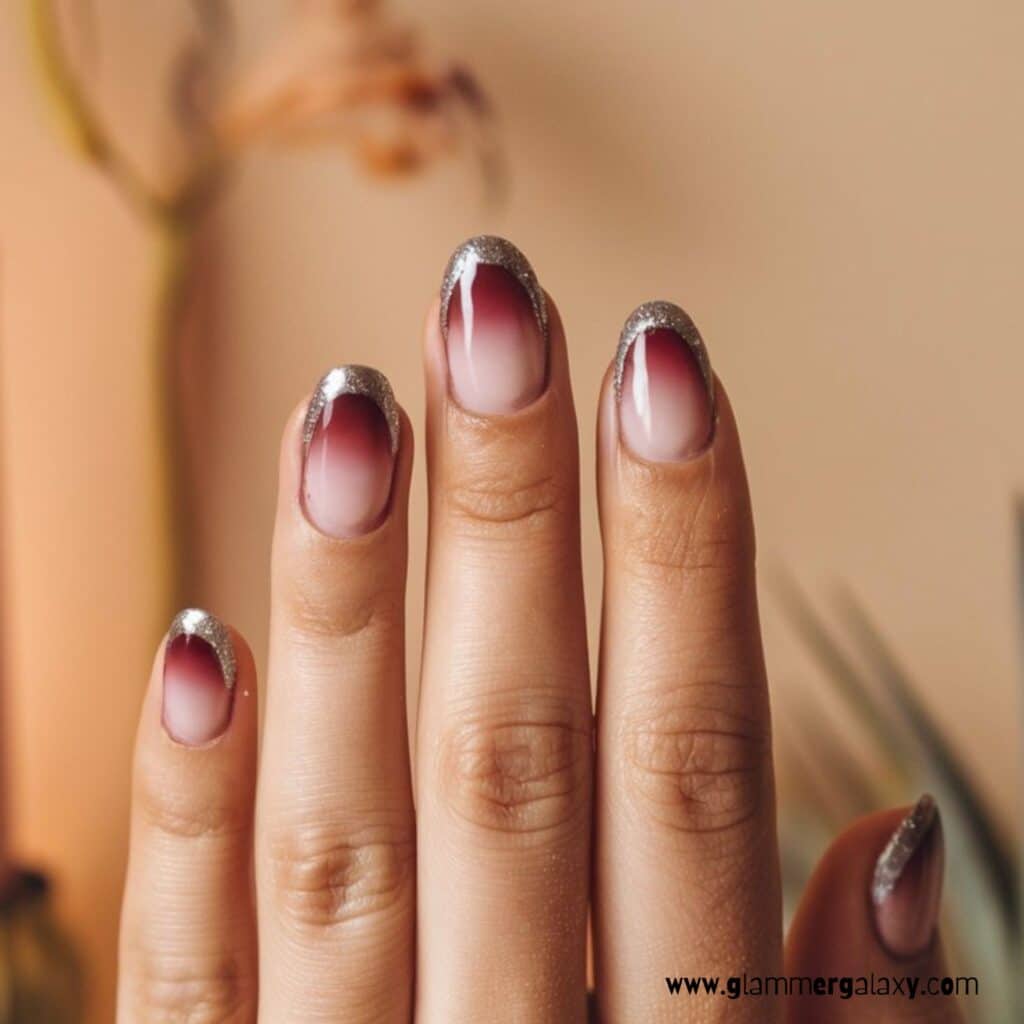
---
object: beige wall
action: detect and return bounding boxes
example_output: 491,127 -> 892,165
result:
2,1 -> 1022,1019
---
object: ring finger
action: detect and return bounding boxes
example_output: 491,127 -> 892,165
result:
255,368 -> 416,1022
594,304 -> 783,1021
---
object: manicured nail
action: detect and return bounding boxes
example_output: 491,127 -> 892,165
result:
302,366 -> 399,538
439,235 -> 548,414
163,609 -> 236,746
614,301 -> 715,462
871,794 -> 944,958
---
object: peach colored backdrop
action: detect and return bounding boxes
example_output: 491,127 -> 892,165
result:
2,1 -> 1022,1019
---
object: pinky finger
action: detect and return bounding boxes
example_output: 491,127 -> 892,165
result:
785,796 -> 965,1023
118,609 -> 258,1024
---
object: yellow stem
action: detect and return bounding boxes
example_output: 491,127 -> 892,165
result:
26,0 -> 160,219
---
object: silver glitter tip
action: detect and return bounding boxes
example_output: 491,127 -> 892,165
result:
871,794 -> 938,906
439,235 -> 548,343
302,365 -> 400,455
614,300 -> 715,413
167,608 -> 237,690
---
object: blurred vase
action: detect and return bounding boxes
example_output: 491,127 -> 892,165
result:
0,871 -> 82,1023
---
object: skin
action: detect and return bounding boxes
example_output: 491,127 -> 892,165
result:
116,267 -> 966,1023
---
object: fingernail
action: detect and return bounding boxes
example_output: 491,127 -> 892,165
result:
871,794 -> 945,958
301,365 -> 399,538
163,609 -> 236,746
439,235 -> 548,414
614,301 -> 715,462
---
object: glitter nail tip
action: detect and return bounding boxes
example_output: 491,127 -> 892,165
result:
614,301 -> 714,409
303,365 -> 400,455
439,235 -> 548,344
167,608 -> 237,690
871,794 -> 938,906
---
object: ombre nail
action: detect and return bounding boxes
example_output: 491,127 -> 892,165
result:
872,795 -> 944,958
302,365 -> 399,539
439,235 -> 548,414
163,609 -> 236,746
615,301 -> 715,462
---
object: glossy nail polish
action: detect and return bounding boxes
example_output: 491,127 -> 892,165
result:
615,301 -> 715,462
302,366 -> 399,539
440,235 -> 548,414
163,608 -> 236,746
872,794 -> 945,958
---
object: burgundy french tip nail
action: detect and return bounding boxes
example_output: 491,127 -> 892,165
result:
301,366 -> 399,539
615,301 -> 715,462
162,609 -> 236,746
439,236 -> 549,415
871,795 -> 945,958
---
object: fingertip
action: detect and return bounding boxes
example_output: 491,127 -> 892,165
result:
787,801 -> 949,994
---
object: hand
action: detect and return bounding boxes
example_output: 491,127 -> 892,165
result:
116,236 -> 964,1022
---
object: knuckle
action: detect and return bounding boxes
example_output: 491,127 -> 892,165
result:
268,823 -> 414,933
439,709 -> 592,839
623,471 -> 755,583
629,510 -> 754,585
444,467 -> 566,536
137,778 -> 249,843
621,692 -> 769,837
128,952 -> 249,1022
278,548 -> 401,642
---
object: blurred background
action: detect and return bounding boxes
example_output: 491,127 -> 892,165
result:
0,0 -> 1021,1020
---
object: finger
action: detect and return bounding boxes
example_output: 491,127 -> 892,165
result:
118,609 -> 258,1023
594,303 -> 783,1022
786,796 -> 964,1023
255,368 -> 415,1023
416,237 -> 592,1022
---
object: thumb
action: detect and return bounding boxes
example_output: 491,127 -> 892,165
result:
785,796 -> 966,1023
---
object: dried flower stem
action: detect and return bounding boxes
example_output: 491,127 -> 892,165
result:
151,218 -> 198,606
27,0 -> 160,218
27,0 -> 211,611
26,0 -> 495,617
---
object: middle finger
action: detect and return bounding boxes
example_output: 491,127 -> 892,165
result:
416,237 -> 593,1023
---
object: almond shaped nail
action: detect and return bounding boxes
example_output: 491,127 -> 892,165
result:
614,301 -> 716,461
439,235 -> 549,344
167,608 -> 236,690
303,365 -> 400,457
871,794 -> 938,906
871,794 -> 944,959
